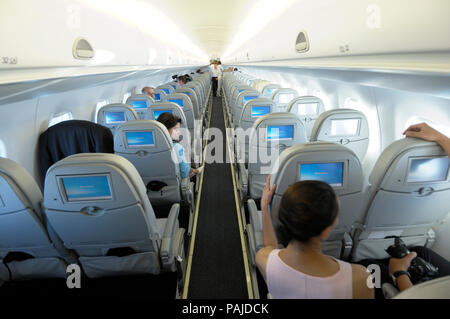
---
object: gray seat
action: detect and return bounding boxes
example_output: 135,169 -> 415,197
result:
287,96 -> 325,139
271,88 -> 299,112
310,108 -> 369,161
351,137 -> 450,261
247,142 -> 364,263
175,87 -> 201,121
156,85 -> 175,95
393,276 -> 450,299
153,89 -> 167,102
125,94 -> 155,120
96,103 -> 138,135
233,91 -> 262,127
0,158 -> 68,282
245,113 -> 308,199
261,84 -> 281,98
43,153 -> 186,279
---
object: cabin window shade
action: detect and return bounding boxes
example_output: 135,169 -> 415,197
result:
295,31 -> 310,53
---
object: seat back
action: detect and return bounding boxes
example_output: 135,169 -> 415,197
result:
185,82 -> 204,112
261,84 -> 281,98
310,108 -> 369,161
153,88 -> 167,102
271,88 -> 299,112
394,276 -> 450,299
233,90 -> 261,124
114,120 -> 181,205
157,85 -> 175,95
96,103 -> 138,135
38,120 -> 114,187
238,98 -> 274,130
126,94 -> 155,120
43,153 -> 162,277
287,96 -> 325,138
270,142 -> 364,258
352,137 -> 450,260
247,112 -> 308,199
0,158 -> 67,281
175,87 -> 200,120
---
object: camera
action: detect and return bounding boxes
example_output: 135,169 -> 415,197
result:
386,237 -> 439,284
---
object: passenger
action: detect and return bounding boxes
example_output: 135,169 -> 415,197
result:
256,176 -> 374,299
141,86 -> 155,100
177,75 -> 187,86
196,69 -> 204,74
358,123 -> 450,298
157,112 -> 202,178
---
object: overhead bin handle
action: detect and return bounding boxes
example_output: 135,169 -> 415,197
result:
295,31 -> 310,53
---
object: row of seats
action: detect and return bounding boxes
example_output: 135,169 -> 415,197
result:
222,72 -> 450,269
0,71 -> 212,287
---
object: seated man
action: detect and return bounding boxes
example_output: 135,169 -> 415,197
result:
358,123 -> 450,298
141,86 -> 155,100
177,75 -> 187,86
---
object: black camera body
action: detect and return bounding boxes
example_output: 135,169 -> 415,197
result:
386,237 -> 439,284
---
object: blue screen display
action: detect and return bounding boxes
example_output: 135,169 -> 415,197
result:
172,85 -> 177,89
265,88 -> 273,96
105,112 -> 125,124
62,175 -> 112,201
125,131 -> 155,147
251,106 -> 270,118
190,87 -> 195,91
243,96 -> 258,105
131,100 -> 147,109
299,162 -> 344,187
267,125 -> 294,140
153,109 -> 173,119
169,99 -> 184,108
238,89 -> 244,94
154,93 -> 161,101
408,157 -> 449,183
162,89 -> 170,94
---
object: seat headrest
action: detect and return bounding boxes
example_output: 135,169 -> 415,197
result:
239,98 -> 274,123
271,88 -> 299,104
0,158 -> 43,217
369,137 -> 450,193
126,94 -> 155,110
147,102 -> 187,126
287,95 -> 325,119
114,120 -> 173,154
270,141 -> 363,197
261,84 -> 281,97
156,85 -> 175,95
165,93 -> 193,110
97,103 -> 138,128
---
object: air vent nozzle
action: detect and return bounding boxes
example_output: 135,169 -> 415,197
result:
295,31 -> 310,53
73,37 -> 94,60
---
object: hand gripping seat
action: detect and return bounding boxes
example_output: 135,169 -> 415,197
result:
0,158 -> 70,282
247,142 -> 364,263
287,96 -> 326,139
310,108 -> 369,161
126,94 -> 155,120
351,137 -> 450,261
245,113 -> 307,199
96,103 -> 138,136
43,153 -> 186,279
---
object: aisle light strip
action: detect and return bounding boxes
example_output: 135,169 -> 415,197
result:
182,86 -> 213,299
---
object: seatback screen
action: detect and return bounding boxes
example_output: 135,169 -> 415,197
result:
162,88 -> 170,94
154,93 -> 161,101
267,125 -> 294,141
190,87 -> 195,91
105,112 -> 125,124
299,162 -> 344,187
407,156 -> 449,183
125,131 -> 155,147
169,99 -> 184,108
278,93 -> 294,104
251,106 -> 270,118
297,103 -> 318,116
153,109 -> 173,119
131,100 -> 147,109
243,96 -> 258,105
330,119 -> 360,136
265,88 -> 273,97
61,175 -> 112,202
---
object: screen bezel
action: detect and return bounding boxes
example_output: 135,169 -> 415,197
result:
297,161 -> 346,189
329,118 -> 361,137
105,111 -> 126,124
266,125 -> 294,141
405,155 -> 450,184
124,130 -> 156,148
59,174 -> 113,202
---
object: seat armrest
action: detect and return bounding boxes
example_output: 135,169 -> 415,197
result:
160,203 -> 180,271
382,283 -> 399,299
248,199 -> 264,254
341,232 -> 353,260
238,162 -> 248,197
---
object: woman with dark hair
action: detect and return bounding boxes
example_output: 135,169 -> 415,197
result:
256,176 -> 373,299
157,112 -> 202,178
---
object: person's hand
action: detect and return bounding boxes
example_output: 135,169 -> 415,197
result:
261,175 -> 276,211
388,252 -> 417,276
403,123 -> 444,143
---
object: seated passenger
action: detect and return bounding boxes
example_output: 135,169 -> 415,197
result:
358,123 -> 450,298
141,86 -> 155,100
256,176 -> 373,299
157,112 -> 202,178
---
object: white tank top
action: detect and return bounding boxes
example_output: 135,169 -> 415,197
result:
266,249 -> 353,299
